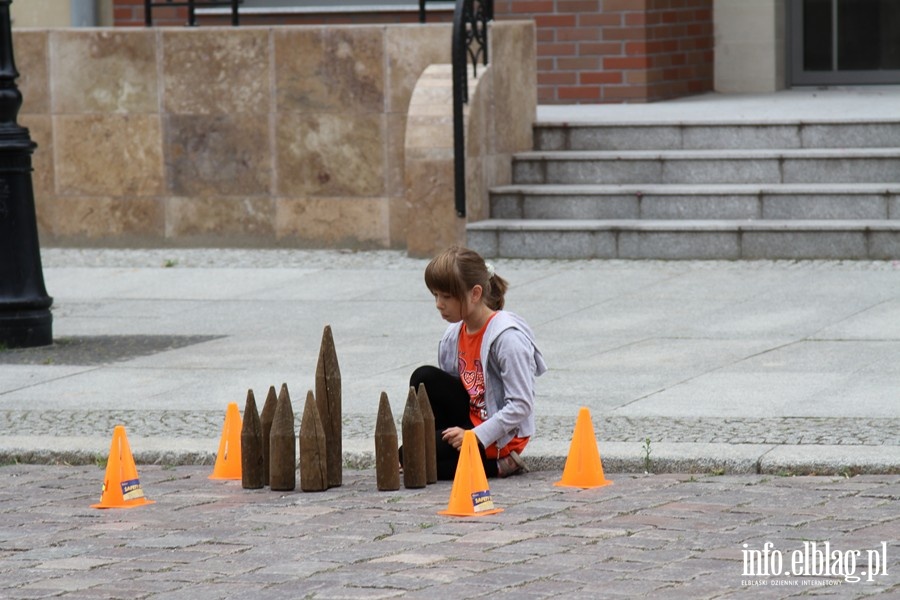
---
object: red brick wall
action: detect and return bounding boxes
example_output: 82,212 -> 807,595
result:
495,0 -> 713,103
115,0 -> 712,104
115,0 -> 186,27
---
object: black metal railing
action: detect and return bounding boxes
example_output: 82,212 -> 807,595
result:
144,0 -> 240,27
145,1 -> 445,27
451,0 -> 492,218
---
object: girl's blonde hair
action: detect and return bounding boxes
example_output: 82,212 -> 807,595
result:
424,246 -> 508,311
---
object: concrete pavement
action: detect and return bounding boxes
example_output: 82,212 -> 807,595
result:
0,248 -> 897,475
536,87 -> 900,123
1,249 -> 899,599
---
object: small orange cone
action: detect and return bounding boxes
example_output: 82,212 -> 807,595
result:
91,425 -> 155,509
438,430 -> 503,517
209,402 -> 242,480
554,407 -> 613,489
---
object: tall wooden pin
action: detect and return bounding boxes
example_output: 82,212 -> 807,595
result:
259,385 -> 278,487
401,386 -> 426,489
299,390 -> 328,492
416,384 -> 437,484
374,391 -> 400,491
315,325 -> 342,488
240,389 -> 264,489
269,383 -> 296,492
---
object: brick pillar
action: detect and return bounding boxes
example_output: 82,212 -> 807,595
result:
496,0 -> 713,104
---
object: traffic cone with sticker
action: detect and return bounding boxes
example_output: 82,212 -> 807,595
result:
438,430 -> 503,517
92,425 -> 155,509
209,402 -> 242,480
554,407 -> 612,489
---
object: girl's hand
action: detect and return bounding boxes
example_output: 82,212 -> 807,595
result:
441,427 -> 466,451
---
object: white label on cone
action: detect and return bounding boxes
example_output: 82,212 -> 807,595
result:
471,490 -> 494,512
121,478 -> 145,501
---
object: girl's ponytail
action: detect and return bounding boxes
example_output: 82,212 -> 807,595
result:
483,263 -> 508,311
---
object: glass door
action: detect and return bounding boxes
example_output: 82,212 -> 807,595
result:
790,0 -> 900,85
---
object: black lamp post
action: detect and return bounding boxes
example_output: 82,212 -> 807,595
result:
0,0 -> 52,348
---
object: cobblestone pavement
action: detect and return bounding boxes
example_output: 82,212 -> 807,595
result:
0,465 -> 897,599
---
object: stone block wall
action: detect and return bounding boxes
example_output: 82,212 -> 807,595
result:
405,21 -> 537,257
14,25 -> 464,248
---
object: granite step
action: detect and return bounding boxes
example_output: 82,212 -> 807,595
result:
512,149 -> 900,185
466,218 -> 900,260
490,183 -> 900,221
534,120 -> 900,151
475,116 -> 900,259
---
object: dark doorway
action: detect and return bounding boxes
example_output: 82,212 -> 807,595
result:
790,0 -> 900,85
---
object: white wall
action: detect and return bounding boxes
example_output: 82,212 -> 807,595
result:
714,0 -> 787,92
11,0 -> 113,27
12,0 -> 72,27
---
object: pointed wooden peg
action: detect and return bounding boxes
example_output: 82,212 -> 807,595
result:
299,390 -> 328,492
269,383 -> 296,492
374,392 -> 400,491
241,389 -> 264,490
260,385 -> 278,487
315,324 -> 342,488
416,384 -> 437,484
401,386 -> 426,489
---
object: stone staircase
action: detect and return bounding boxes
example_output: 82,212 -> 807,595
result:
467,119 -> 900,259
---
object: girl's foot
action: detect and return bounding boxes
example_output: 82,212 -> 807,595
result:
497,451 -> 528,478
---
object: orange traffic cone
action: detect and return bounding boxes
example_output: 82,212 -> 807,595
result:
438,430 -> 503,517
554,407 -> 613,489
91,425 -> 155,509
209,402 -> 242,480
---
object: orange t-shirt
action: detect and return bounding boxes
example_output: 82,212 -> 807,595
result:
458,314 -> 529,459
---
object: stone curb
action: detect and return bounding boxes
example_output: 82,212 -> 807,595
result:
3,437 -> 897,476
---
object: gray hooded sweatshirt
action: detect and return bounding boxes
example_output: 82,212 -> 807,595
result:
437,310 -> 547,450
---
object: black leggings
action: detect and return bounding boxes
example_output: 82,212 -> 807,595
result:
409,365 -> 498,479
